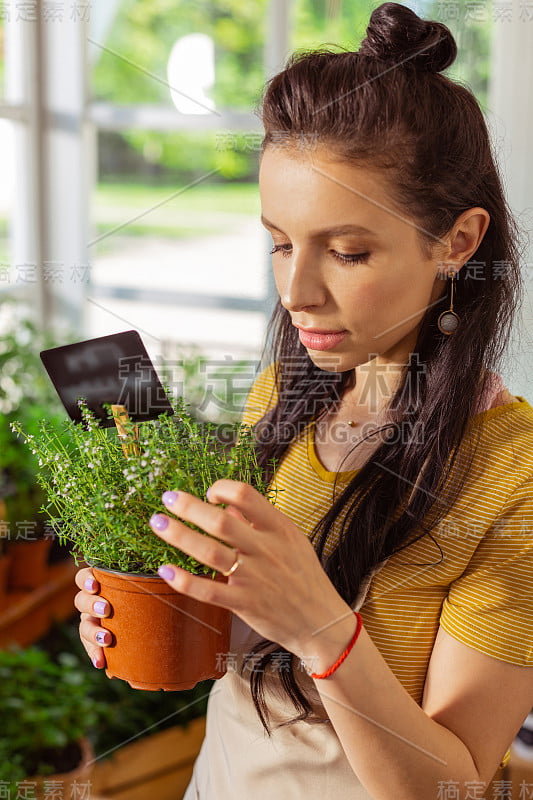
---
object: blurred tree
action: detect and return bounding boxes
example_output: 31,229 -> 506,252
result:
91,0 -> 267,181
91,0 -> 267,109
426,0 -> 492,108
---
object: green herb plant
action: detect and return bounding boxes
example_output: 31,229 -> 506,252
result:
11,397 -> 277,576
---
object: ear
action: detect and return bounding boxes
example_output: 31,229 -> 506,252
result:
438,207 -> 491,275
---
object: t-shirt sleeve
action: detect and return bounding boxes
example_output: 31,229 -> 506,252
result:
240,361 -> 279,429
439,477 -> 533,667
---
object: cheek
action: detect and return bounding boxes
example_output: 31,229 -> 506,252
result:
343,271 -> 430,333
272,264 -> 284,293
341,278 -> 397,323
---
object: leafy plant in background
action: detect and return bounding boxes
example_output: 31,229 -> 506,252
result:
39,617 -> 213,757
12,396 -> 277,575
0,302 -> 65,533
0,645 -> 106,784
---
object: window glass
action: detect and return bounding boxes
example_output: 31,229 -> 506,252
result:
0,119 -> 14,286
87,0 -> 272,416
89,130 -> 266,351
0,16 -> 5,101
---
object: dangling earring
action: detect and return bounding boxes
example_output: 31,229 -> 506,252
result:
437,268 -> 460,335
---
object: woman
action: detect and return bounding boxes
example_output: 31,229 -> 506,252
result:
75,4 -> 533,798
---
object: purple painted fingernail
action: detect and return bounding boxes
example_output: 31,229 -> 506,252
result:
158,565 -> 175,581
150,513 -> 169,531
92,656 -> 102,669
96,630 -> 110,645
93,600 -> 108,615
84,578 -> 97,592
162,490 -> 179,506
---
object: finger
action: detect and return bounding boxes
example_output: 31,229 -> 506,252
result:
150,512 -> 243,576
79,615 -> 113,648
207,479 -> 283,530
74,590 -> 112,618
156,564 -> 235,612
225,504 -> 250,523
78,615 -> 107,669
158,490 -> 250,550
74,567 -> 100,593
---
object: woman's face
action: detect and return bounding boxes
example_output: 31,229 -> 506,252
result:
259,144 -> 448,377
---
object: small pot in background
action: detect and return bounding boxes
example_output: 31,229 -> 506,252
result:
28,737 -> 94,799
0,552 -> 12,610
6,536 -> 52,591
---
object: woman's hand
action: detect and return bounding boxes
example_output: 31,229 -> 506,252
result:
149,481 -> 354,663
74,567 -> 113,669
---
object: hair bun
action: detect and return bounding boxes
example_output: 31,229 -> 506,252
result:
358,2 -> 457,74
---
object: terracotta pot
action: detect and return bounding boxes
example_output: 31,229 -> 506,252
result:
92,566 -> 232,691
6,536 -> 52,591
28,737 -> 94,799
0,553 -> 12,611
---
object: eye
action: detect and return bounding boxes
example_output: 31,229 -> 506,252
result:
269,244 -> 293,258
330,250 -> 370,264
269,244 -> 369,264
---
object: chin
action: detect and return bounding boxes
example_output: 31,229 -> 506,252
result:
306,351 -> 351,373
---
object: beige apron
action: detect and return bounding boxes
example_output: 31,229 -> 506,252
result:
183,559 -> 389,800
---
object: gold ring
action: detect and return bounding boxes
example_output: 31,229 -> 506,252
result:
221,547 -> 241,577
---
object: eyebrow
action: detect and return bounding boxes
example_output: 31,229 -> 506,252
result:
260,215 -> 379,238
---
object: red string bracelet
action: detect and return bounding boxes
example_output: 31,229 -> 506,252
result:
307,611 -> 363,680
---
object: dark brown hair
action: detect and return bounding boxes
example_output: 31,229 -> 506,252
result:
243,1 -> 525,733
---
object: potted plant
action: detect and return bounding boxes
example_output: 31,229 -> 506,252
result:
0,645 -> 103,795
0,303 -> 68,589
12,397 -> 276,691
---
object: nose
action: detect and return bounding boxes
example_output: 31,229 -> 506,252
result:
277,247 -> 327,312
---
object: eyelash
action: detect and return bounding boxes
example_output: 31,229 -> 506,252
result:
269,244 -> 369,264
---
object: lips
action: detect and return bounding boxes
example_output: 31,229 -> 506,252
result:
294,325 -> 348,351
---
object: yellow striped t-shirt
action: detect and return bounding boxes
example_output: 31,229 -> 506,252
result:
241,362 -> 533,771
